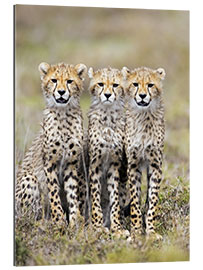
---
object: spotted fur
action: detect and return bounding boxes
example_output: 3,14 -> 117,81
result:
87,67 -> 127,234
15,62 -> 87,228
122,66 -> 166,238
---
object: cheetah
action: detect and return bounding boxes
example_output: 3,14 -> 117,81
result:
122,66 -> 166,239
87,67 -> 127,235
15,62 -> 87,228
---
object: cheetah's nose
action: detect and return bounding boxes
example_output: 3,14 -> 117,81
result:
58,90 -> 66,96
104,93 -> 111,99
139,93 -> 147,99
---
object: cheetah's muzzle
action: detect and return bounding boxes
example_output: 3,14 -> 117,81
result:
136,100 -> 150,107
55,97 -> 70,104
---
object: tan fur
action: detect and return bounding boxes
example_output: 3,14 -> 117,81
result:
87,67 -> 127,234
15,62 -> 87,228
122,66 -> 165,238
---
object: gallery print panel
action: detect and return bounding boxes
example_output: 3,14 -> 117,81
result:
14,4 -> 189,266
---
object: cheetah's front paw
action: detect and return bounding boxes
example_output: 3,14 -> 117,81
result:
129,227 -> 143,242
110,228 -> 130,239
146,230 -> 163,241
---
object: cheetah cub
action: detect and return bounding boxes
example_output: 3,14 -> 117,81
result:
87,67 -> 128,236
15,62 -> 87,228
122,66 -> 166,239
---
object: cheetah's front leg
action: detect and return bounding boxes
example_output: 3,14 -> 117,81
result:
145,159 -> 162,238
44,162 -> 65,224
77,170 -> 87,217
128,159 -> 142,236
89,160 -> 104,230
107,164 -> 122,233
63,163 -> 82,229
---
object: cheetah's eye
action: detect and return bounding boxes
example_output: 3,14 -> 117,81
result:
67,80 -> 73,84
133,82 -> 138,87
98,82 -> 104,87
148,83 -> 154,88
51,79 -> 57,83
113,83 -> 119,88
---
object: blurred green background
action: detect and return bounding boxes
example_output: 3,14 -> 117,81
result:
15,5 -> 189,265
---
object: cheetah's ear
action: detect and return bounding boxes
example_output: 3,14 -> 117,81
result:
121,66 -> 131,80
156,68 -> 166,80
38,62 -> 50,78
75,63 -> 87,81
88,67 -> 94,79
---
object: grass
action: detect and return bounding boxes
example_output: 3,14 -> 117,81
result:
15,187 -> 189,266
15,5 -> 189,266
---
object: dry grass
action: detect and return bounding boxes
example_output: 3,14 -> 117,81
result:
15,5 -> 189,265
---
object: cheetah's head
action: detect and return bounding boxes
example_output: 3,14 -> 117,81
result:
38,62 -> 87,108
122,66 -> 166,111
88,67 -> 124,107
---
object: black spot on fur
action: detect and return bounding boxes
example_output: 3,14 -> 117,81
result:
69,143 -> 74,149
95,166 -> 99,174
131,163 -> 137,169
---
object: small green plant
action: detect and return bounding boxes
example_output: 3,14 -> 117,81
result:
15,236 -> 30,266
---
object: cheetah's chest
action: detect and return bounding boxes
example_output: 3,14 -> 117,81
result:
89,110 -> 125,161
43,110 -> 83,160
126,114 -> 161,159
103,112 -> 124,143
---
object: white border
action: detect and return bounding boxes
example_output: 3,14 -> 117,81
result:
1,0 -> 203,269
7,0 -> 191,10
